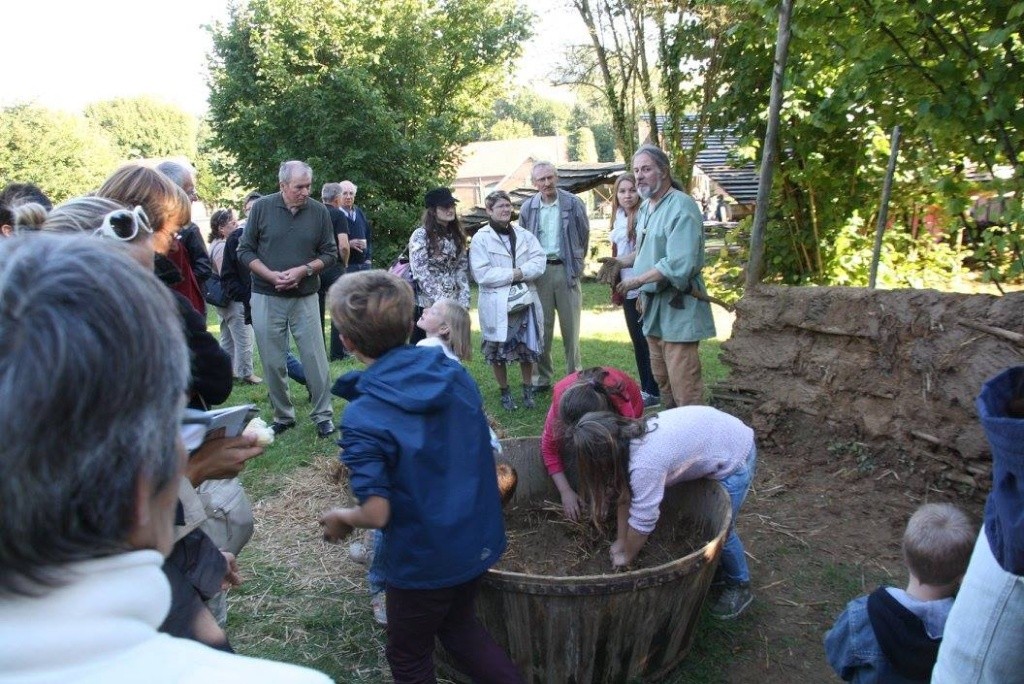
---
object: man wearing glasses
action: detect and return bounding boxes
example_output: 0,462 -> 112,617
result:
238,161 -> 339,439
517,161 -> 590,393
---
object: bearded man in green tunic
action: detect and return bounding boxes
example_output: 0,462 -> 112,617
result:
612,144 -> 716,407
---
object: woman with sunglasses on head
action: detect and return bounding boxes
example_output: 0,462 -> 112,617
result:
208,209 -> 261,386
44,194 -> 262,650
97,164 -> 232,410
407,187 -> 470,344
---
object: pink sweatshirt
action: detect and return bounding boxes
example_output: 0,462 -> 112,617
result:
627,406 -> 754,534
541,367 -> 645,475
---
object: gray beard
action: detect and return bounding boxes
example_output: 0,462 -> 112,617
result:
638,185 -> 654,200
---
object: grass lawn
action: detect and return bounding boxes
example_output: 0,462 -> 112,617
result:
218,280 -> 729,682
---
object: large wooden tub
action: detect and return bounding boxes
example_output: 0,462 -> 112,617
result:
444,437 -> 732,683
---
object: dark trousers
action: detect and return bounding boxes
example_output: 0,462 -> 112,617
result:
623,296 -> 659,397
385,576 -> 523,684
318,265 -> 346,360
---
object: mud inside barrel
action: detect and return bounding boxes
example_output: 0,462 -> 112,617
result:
439,437 -> 732,684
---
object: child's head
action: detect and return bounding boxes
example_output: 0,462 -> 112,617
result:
417,298 -> 471,362
558,367 -> 625,429
495,461 -> 518,507
562,410 -> 648,527
902,503 -> 975,588
328,270 -> 414,360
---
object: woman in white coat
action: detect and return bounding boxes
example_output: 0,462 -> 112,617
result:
470,190 -> 546,411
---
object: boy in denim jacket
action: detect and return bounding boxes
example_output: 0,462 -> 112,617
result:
824,503 -> 974,682
318,270 -> 522,684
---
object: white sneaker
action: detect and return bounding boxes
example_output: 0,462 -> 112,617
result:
349,540 -> 372,565
371,592 -> 387,626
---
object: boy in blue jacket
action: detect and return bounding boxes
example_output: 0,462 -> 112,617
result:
824,503 -> 974,683
319,270 -> 522,684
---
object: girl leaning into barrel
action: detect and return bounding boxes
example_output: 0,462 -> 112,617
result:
562,405 -> 757,620
542,367 -> 646,521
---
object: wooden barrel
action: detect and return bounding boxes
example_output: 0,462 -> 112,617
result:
442,437 -> 732,683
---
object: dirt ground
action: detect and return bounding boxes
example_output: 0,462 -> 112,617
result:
705,411 -> 985,683
703,285 -> 1020,682
498,503 -> 705,576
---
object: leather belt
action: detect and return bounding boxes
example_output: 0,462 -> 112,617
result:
547,258 -> 564,265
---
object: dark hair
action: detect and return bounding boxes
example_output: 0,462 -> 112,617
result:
558,367 -> 630,429
0,183 -> 53,212
208,208 -> 235,242
562,411 -> 651,528
421,206 -> 467,258
328,269 -> 415,359
0,234 -> 189,596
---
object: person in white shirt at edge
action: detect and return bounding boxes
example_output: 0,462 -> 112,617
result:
0,234 -> 329,683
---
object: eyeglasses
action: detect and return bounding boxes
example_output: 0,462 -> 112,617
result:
94,206 -> 153,242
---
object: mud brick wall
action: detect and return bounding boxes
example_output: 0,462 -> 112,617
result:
719,286 -> 1024,489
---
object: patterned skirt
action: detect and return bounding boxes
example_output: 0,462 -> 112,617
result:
482,306 -> 542,364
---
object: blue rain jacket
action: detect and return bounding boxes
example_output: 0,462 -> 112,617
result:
332,345 -> 506,589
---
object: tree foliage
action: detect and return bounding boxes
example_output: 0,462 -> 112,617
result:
566,0 -> 1024,283
568,127 -> 599,162
206,0 -> 531,253
489,118 -> 535,140
84,96 -> 198,161
0,104 -> 120,204
706,0 -> 1024,283
468,87 -> 573,139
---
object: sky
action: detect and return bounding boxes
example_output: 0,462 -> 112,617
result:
3,0 -> 586,116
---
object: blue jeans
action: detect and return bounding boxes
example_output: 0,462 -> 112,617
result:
367,528 -> 386,595
717,444 -> 756,585
286,352 -> 306,386
933,528 -> 1024,683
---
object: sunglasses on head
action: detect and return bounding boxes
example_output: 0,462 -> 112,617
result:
94,206 -> 153,242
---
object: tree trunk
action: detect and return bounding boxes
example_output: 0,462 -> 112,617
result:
747,0 -> 795,288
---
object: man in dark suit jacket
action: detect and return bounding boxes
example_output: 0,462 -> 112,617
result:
339,180 -> 372,272
320,182 -> 351,360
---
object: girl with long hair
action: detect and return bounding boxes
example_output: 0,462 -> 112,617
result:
609,173 -> 659,406
541,366 -> 645,520
407,187 -> 470,344
562,405 -> 757,620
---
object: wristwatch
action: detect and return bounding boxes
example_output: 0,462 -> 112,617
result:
305,263 -> 314,278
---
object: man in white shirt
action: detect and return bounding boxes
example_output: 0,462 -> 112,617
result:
517,161 -> 590,391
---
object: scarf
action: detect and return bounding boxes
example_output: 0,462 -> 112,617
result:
490,220 -> 516,263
